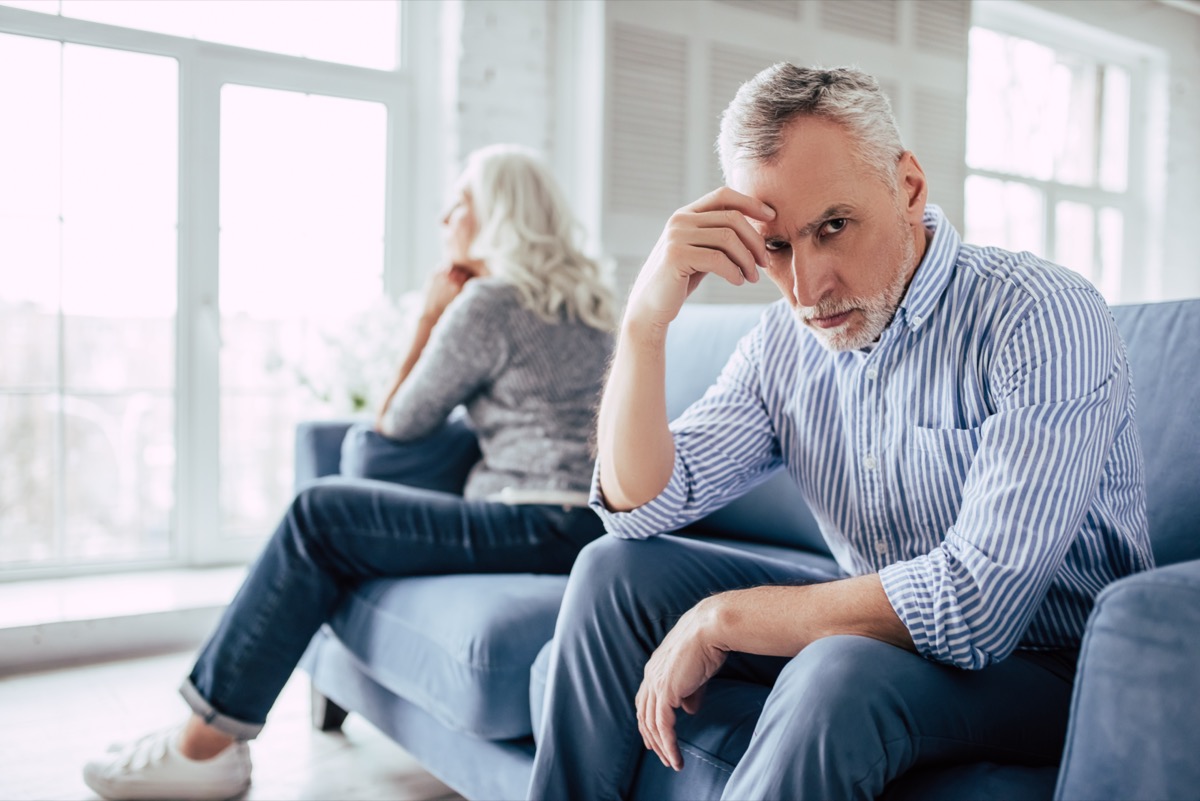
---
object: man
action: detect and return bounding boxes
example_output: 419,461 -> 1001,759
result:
526,64 -> 1152,800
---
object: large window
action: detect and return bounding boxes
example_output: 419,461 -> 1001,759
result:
964,2 -> 1165,302
0,2 -> 417,575
218,85 -> 386,538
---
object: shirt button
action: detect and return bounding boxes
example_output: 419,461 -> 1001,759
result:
865,367 -> 879,380
912,315 -> 924,325
875,540 -> 889,556
863,455 -> 879,470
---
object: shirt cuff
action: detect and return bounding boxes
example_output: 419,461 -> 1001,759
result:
878,557 -> 940,661
879,549 -> 992,671
587,453 -> 691,540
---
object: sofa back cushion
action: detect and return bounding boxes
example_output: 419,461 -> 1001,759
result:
666,299 -> 1200,567
666,303 -> 829,555
1110,300 -> 1200,566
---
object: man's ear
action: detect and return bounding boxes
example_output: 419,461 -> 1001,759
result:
896,151 -> 927,224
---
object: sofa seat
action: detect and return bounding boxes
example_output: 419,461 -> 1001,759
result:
327,572 -> 568,740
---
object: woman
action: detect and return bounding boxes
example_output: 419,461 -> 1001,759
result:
83,144 -> 616,801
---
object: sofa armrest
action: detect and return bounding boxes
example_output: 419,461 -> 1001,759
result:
294,419 -> 357,493
1055,558 -> 1200,801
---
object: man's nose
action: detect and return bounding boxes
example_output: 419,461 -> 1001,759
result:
790,252 -> 837,308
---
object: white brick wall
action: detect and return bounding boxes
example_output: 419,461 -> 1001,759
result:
443,0 -> 554,184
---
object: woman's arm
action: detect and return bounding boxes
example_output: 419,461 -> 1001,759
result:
374,262 -> 481,433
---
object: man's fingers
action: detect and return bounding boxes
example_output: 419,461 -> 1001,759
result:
654,698 -> 682,771
690,208 -> 771,271
635,684 -> 654,753
685,185 -> 775,223
668,219 -> 764,282
637,682 -> 668,766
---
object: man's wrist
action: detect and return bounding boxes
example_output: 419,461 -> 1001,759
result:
695,593 -> 736,653
619,314 -> 670,351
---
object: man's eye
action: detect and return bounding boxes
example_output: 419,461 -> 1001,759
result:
821,218 -> 848,236
764,240 -> 789,252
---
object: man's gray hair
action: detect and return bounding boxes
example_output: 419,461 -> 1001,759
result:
717,64 -> 905,186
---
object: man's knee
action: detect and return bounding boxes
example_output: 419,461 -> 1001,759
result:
767,635 -> 911,733
561,537 -> 700,623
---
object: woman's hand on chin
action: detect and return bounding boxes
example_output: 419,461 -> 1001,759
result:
421,260 -> 486,323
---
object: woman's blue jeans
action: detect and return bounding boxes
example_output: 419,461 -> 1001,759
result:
181,419 -> 604,739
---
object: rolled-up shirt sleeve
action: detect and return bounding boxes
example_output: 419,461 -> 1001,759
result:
879,287 -> 1130,669
590,321 -> 784,538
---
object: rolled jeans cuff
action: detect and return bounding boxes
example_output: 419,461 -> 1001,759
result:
179,678 -> 264,741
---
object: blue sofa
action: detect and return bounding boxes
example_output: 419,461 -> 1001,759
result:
297,299 -> 1200,801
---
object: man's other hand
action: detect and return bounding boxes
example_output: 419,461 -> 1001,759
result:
635,596 -> 729,772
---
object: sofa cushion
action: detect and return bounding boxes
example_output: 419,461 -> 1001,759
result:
665,303 -> 831,556
1109,300 -> 1200,565
327,572 -> 567,740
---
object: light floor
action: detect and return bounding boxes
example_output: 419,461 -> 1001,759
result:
0,649 -> 465,801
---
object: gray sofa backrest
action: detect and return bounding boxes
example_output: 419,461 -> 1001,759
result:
666,299 -> 1200,567
665,303 -> 828,555
1109,300 -> 1200,566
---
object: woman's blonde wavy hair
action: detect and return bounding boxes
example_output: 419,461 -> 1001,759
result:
461,144 -> 615,331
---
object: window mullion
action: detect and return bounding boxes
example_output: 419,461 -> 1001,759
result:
177,47 -> 222,566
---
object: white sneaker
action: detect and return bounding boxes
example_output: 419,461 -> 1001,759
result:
83,727 -> 252,801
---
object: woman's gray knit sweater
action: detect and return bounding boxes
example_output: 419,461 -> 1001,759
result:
379,278 -> 613,502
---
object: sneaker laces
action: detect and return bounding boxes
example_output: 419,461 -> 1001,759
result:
114,728 -> 178,772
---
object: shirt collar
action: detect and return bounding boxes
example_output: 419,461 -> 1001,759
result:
896,204 -> 960,332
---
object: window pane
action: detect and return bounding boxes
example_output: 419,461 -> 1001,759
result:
1100,66 -> 1130,193
218,84 -> 386,537
0,394 -> 57,566
56,0 -> 398,70
0,220 -> 59,388
0,33 -> 61,388
1097,207 -> 1124,301
60,43 -> 177,390
219,392 -> 305,536
0,35 -> 179,570
1054,201 -> 1096,284
1051,55 -> 1099,187
967,28 -> 1056,181
964,175 -> 1045,257
62,393 -> 173,561
967,27 -> 1117,190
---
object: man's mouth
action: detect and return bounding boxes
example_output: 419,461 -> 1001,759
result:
807,309 -> 855,329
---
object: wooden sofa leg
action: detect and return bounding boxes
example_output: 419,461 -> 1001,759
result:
311,682 -> 350,732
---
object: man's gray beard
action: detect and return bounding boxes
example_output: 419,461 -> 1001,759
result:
795,224 -> 917,353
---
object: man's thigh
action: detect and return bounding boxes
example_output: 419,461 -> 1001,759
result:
577,534 -> 841,618
727,635 -> 1075,798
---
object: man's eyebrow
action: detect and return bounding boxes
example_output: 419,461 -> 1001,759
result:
785,204 -> 855,239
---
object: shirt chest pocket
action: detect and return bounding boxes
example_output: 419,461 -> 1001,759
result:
897,424 -> 982,538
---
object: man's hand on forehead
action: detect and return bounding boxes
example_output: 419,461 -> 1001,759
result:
624,186 -> 778,329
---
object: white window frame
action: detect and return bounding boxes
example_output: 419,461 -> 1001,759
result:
0,2 -> 441,577
968,0 -> 1169,303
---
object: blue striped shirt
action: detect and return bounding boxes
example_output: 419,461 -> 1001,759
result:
591,205 -> 1153,670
